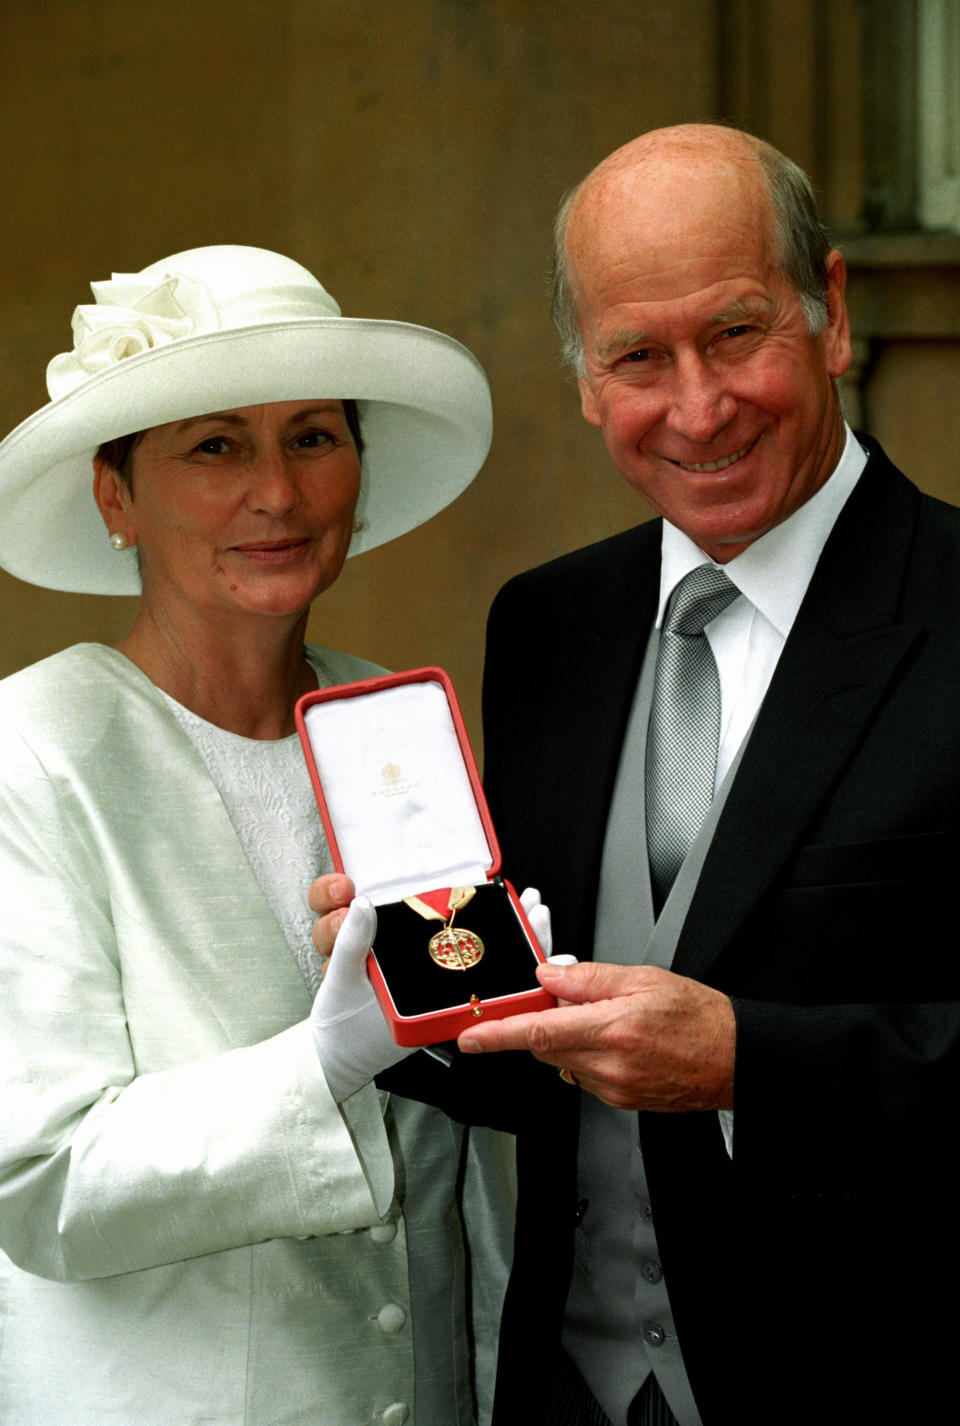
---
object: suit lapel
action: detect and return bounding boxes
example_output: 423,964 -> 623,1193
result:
525,523 -> 661,959
674,447 -> 926,983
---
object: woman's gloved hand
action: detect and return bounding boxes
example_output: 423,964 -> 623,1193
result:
309,896 -> 414,1101
519,885 -> 557,960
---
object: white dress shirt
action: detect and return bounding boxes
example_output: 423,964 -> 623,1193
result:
656,425 -> 868,787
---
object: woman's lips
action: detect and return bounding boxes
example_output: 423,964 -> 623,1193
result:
230,538 -> 311,562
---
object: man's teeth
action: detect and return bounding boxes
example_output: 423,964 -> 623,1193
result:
676,444 -> 751,473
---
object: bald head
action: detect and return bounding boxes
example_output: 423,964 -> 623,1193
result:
552,125 -> 831,373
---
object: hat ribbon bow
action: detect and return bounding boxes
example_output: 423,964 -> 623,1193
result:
46,273 -> 220,399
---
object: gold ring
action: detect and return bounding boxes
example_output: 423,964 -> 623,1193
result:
558,1067 -> 578,1086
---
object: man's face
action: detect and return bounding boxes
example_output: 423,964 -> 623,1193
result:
570,150 -> 851,562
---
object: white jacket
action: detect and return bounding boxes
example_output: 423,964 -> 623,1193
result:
0,644 -> 513,1426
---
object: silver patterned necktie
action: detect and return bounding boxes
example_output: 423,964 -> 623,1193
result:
645,564 -> 739,911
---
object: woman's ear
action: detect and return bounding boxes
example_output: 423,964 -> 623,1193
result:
93,458 -> 137,548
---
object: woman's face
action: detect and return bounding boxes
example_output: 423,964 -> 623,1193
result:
96,400 -> 361,624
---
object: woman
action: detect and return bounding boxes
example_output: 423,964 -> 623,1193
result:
0,246 -> 512,1426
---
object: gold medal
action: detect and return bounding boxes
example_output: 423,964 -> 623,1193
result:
428,925 -> 485,970
403,886 -> 486,971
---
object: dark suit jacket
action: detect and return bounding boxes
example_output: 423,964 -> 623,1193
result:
471,440 -> 960,1424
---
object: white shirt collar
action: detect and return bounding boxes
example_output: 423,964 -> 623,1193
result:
656,425 -> 868,632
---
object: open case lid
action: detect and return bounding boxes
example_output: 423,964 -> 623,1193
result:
296,668 -> 501,905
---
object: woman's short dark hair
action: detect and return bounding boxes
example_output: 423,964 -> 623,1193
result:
96,399 -> 365,485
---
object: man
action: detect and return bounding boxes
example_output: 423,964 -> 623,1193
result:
313,126 -> 960,1425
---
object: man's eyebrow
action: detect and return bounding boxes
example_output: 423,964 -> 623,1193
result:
710,297 -> 768,326
594,298 -> 772,361
595,328 -> 656,361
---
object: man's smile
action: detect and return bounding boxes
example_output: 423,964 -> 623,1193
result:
668,438 -> 758,473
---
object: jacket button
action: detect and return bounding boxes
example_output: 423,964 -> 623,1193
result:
377,1303 -> 407,1334
642,1260 -> 663,1284
370,1221 -> 398,1244
381,1405 -> 410,1426
643,1322 -> 666,1347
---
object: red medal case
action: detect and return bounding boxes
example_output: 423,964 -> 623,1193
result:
295,667 -> 555,1045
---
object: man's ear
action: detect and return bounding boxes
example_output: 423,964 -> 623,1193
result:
823,249 -> 852,381
579,376 -> 602,428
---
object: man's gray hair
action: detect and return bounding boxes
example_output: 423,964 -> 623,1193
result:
551,138 -> 832,375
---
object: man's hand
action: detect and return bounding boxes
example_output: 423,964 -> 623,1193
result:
457,960 -> 735,1112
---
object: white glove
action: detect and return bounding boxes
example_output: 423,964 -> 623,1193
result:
309,897 -> 415,1101
519,886 -> 575,965
520,884 -> 581,1009
519,886 -> 551,957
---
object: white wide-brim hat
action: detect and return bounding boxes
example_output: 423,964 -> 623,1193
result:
0,245 -> 493,594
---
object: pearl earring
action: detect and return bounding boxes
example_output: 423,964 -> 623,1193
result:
109,532 -> 129,551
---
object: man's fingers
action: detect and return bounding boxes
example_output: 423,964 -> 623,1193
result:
457,964 -> 661,1054
536,959 -> 661,1003
457,1003 -> 598,1058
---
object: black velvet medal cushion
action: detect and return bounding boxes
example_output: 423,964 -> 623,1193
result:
371,882 -> 540,1017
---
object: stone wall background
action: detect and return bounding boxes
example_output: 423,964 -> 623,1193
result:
2,0 -> 955,742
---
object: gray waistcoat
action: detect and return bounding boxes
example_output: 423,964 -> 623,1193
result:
562,628 -> 748,1426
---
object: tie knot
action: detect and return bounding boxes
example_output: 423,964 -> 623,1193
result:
665,565 -> 738,637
